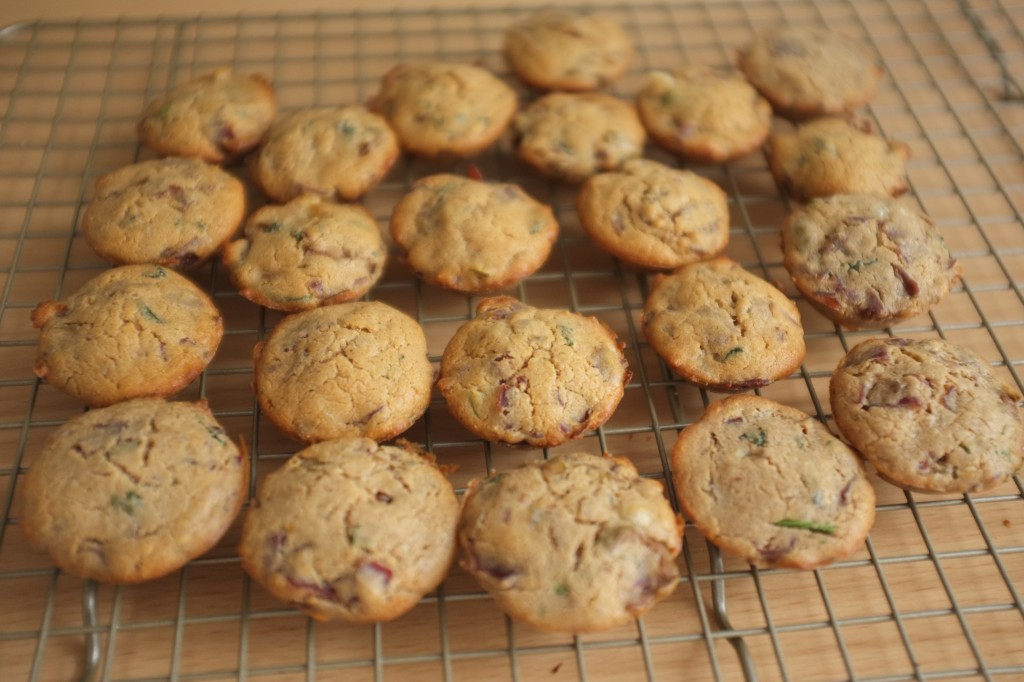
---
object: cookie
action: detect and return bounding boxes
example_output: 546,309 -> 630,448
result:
577,158 -> 729,270
672,395 -> 876,569
19,398 -> 246,584
458,452 -> 681,633
82,157 -> 246,268
642,257 -> 805,391
254,301 -> 432,443
137,67 -> 275,163
32,265 -> 223,407
781,194 -> 961,329
830,337 -> 1024,493
503,10 -> 634,92
737,25 -> 882,120
512,92 -> 646,183
369,62 -> 517,158
768,117 -> 911,201
250,106 -> 399,203
389,174 -> 558,293
239,438 -> 459,622
437,296 -> 630,448
222,195 -> 386,312
635,66 -> 772,163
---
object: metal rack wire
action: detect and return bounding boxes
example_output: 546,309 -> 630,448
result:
0,1 -> 1022,680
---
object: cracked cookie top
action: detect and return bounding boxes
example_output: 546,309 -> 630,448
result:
438,296 -> 630,448
253,301 -> 432,443
577,158 -> 729,270
82,157 -> 247,269
32,265 -> 224,407
368,62 -> 517,158
635,66 -> 772,164
223,195 -> 386,312
512,92 -> 646,183
672,395 -> 876,570
830,337 -> 1024,493
768,117 -> 911,201
389,174 -> 558,293
19,397 -> 246,584
137,67 -> 276,163
503,10 -> 634,92
250,106 -> 399,203
458,451 -> 681,633
642,257 -> 805,391
738,25 -> 882,120
239,437 -> 459,623
782,194 -> 960,329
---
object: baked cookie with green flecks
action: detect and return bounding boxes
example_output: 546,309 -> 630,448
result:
672,395 -> 876,569
222,195 -> 386,312
737,25 -> 882,120
138,67 -> 276,163
642,257 -> 805,391
768,117 -> 910,201
253,301 -> 432,444
369,62 -> 517,158
438,296 -> 630,448
82,157 -> 246,269
239,438 -> 459,622
250,106 -> 399,202
32,265 -> 224,407
459,451 -> 681,633
389,174 -> 558,293
781,194 -> 960,329
503,10 -> 634,92
577,158 -> 729,270
19,397 -> 246,584
635,66 -> 772,164
512,92 -> 646,182
830,337 -> 1024,493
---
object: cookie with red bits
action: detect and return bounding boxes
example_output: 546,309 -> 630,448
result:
672,395 -> 875,569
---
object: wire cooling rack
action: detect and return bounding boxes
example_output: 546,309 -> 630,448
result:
1,0 -> 1023,680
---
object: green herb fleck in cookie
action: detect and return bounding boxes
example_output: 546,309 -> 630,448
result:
111,490 -> 143,515
555,583 -> 570,596
142,267 -> 167,279
715,346 -> 744,362
205,423 -> 227,445
739,428 -> 767,447
559,324 -> 575,347
773,518 -> 835,535
137,302 -> 163,323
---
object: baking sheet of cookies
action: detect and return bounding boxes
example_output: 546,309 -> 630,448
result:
1,0 -> 1023,680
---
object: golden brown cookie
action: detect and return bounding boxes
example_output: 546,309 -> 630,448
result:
20,397 -> 247,584
239,438 -> 459,622
369,62 -> 517,157
459,452 -> 681,633
253,302 -> 433,444
768,117 -> 911,201
437,296 -> 630,448
512,92 -> 646,182
82,157 -> 246,268
389,174 -> 558,293
781,194 -> 961,329
250,106 -> 399,203
635,66 -> 772,163
642,257 -> 805,391
737,25 -> 882,120
137,67 -> 276,163
830,337 -> 1024,493
672,395 -> 876,569
222,195 -> 386,312
32,265 -> 223,407
503,10 -> 634,92
577,158 -> 729,269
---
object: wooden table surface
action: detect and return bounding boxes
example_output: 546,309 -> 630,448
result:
0,1 -> 1022,681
